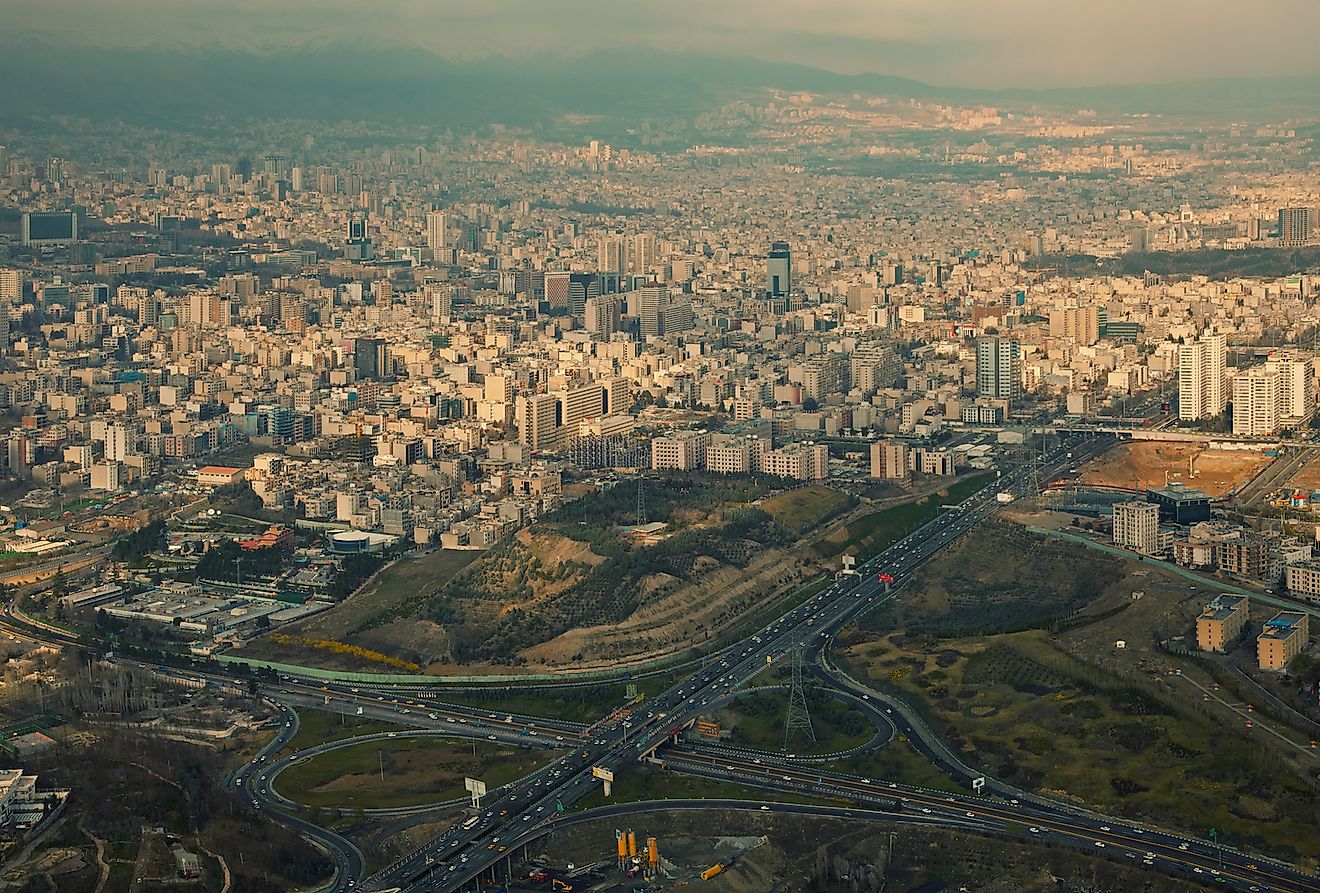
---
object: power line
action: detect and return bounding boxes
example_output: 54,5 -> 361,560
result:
783,647 -> 815,752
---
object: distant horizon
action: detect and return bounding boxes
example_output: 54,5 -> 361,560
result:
4,28 -> 1320,99
6,0 -> 1320,91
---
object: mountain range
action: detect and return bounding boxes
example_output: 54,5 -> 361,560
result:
1,34 -> 1317,135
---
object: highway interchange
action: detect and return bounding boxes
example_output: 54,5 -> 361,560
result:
8,430 -> 1318,893
222,430 -> 1306,893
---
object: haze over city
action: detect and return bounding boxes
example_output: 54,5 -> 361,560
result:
0,3 -> 1317,893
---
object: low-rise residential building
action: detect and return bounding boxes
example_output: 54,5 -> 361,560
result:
1257,611 -> 1309,671
1285,559 -> 1320,604
1195,594 -> 1249,653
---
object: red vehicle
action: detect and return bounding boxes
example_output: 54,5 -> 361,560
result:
877,573 -> 895,584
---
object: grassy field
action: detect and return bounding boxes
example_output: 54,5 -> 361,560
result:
760,485 -> 856,535
285,709 -> 402,753
278,735 -> 562,809
839,739 -> 966,794
859,520 -> 1130,637
840,630 -> 1320,865
816,473 -> 992,562
715,689 -> 876,755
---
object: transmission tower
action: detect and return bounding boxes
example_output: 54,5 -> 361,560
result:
636,477 -> 646,526
783,648 -> 816,752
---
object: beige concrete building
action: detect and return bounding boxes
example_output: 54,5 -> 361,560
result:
1257,611 -> 1309,671
870,440 -> 908,479
1195,594 -> 1248,653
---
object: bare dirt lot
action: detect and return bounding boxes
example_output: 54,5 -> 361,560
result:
1283,454 -> 1320,493
1076,440 -> 1268,497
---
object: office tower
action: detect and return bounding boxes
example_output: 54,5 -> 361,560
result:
1049,306 -> 1100,346
1127,226 -> 1150,254
21,211 -> 78,246
1112,500 -> 1161,556
354,337 -> 387,380
559,381 -> 607,434
211,163 -> 232,192
1263,356 -> 1313,419
767,241 -> 792,298
1232,368 -> 1282,437
544,271 -> 598,318
345,215 -> 373,260
661,301 -> 695,335
975,337 -> 1022,400
426,210 -> 449,251
1279,207 -> 1312,248
290,166 -> 303,191
1178,332 -> 1227,421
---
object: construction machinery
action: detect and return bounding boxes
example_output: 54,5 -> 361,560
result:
700,864 -> 725,881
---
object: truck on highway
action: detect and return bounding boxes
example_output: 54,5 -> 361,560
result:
995,492 -> 1015,504
355,706 -> 364,715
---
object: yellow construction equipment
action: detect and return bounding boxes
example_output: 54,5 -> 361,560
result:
700,864 -> 725,881
647,836 -> 659,870
627,829 -> 638,858
551,881 -> 573,892
616,830 -> 628,867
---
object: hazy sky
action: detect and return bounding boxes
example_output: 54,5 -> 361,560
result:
11,0 -> 1320,88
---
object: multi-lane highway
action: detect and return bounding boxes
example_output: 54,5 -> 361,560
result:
12,428 -> 1313,893
363,433 -> 1212,892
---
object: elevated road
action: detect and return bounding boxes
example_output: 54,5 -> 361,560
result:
362,433 -> 1147,892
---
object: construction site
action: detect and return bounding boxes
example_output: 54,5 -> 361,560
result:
1074,440 -> 1270,498
487,809 -> 1205,893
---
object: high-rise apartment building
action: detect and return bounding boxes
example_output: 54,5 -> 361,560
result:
1178,332 -> 1227,421
1232,367 -> 1281,436
801,354 -> 849,402
767,241 -> 791,298
850,345 -> 901,394
975,337 -> 1021,400
425,210 -> 449,251
584,297 -> 621,338
1278,207 -> 1313,248
869,440 -> 908,480
1112,500 -> 1161,556
1048,306 -> 1100,346
1264,356 -> 1314,419
519,393 -> 561,452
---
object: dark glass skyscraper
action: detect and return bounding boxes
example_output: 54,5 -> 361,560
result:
767,241 -> 791,298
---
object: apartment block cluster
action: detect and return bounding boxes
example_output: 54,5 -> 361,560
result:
1112,492 -> 1314,584
1195,594 -> 1310,672
2,119 -> 1320,565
